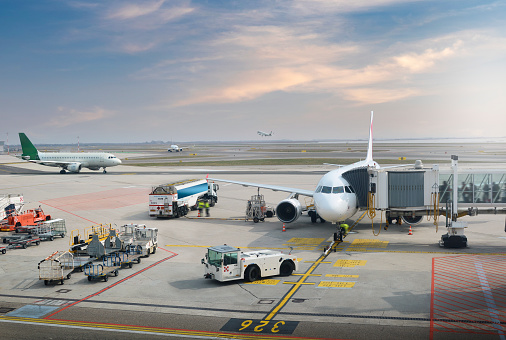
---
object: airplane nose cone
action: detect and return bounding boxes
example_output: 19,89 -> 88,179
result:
116,158 -> 122,165
314,195 -> 349,223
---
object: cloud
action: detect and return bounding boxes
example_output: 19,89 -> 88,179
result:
341,88 -> 421,104
47,107 -> 115,128
107,0 -> 165,20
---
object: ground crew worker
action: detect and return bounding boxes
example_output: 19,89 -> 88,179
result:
340,223 -> 349,239
198,199 -> 204,216
205,200 -> 210,217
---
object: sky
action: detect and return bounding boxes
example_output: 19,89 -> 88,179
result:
1,0 -> 505,144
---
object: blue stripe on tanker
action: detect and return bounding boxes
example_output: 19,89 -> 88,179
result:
178,183 -> 208,199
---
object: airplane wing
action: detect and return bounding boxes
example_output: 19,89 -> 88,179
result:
28,160 -> 76,167
208,178 -> 314,197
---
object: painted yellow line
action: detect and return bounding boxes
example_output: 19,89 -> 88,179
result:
344,249 -> 506,255
283,282 -> 315,285
291,273 -> 321,277
304,261 -> 331,264
165,245 -> 291,250
264,253 -> 327,321
0,316 -> 301,340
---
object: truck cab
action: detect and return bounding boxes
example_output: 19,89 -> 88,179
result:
202,245 -> 298,282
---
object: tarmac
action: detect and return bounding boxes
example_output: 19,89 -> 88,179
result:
0,148 -> 505,340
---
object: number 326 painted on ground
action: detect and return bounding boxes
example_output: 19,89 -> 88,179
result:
240,320 -> 285,333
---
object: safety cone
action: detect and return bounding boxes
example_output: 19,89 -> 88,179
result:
408,225 -> 412,235
282,223 -> 286,232
198,210 -> 201,217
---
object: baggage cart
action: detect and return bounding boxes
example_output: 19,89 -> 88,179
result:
72,256 -> 96,272
84,254 -> 120,282
37,219 -> 66,240
0,244 -> 6,254
3,234 -> 41,249
38,251 -> 74,285
115,245 -> 143,268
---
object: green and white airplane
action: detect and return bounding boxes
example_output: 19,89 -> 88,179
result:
18,133 -> 122,174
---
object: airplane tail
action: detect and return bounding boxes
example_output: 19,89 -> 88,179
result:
19,133 -> 40,160
365,111 -> 374,162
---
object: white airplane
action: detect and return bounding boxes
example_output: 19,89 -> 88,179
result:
18,133 -> 122,174
257,130 -> 273,137
210,112 -> 380,226
168,144 -> 186,152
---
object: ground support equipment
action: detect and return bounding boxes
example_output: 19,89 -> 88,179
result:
2,234 -> 41,249
115,245 -> 143,268
38,251 -> 75,285
84,254 -> 121,282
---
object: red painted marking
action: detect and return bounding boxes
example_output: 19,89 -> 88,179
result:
40,188 -> 151,212
40,201 -> 97,224
44,248 -> 178,319
431,255 -> 506,338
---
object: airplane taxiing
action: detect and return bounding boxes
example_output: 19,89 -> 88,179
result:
257,130 -> 273,137
211,112 -> 380,227
18,133 -> 121,174
168,144 -> 185,152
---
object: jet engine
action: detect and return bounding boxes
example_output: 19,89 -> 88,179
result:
401,215 -> 423,225
275,198 -> 302,223
67,162 -> 82,173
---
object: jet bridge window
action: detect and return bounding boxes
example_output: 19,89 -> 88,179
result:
345,186 -> 355,193
321,186 -> 332,194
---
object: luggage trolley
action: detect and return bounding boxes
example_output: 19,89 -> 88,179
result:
84,254 -> 121,282
116,245 -> 143,268
38,251 -> 74,285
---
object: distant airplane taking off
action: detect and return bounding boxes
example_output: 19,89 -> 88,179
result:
18,133 -> 121,174
257,130 -> 273,137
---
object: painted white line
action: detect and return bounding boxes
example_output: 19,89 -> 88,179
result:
475,262 -> 505,340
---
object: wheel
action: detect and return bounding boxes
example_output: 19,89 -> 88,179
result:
103,169 -> 107,174
36,241 -> 40,245
60,279 -> 64,285
114,270 -> 118,276
280,261 -> 294,276
1,249 -> 6,254
22,243 -> 27,249
60,169 -> 66,174
61,234 -> 65,238
129,262 -> 133,268
104,275 -> 108,282
146,248 -> 150,257
50,236 -> 54,241
244,266 -> 260,282
44,280 -> 48,286
67,273 -> 71,279
311,213 -> 317,223
152,246 -> 156,254
253,217 -> 259,223
87,276 -> 92,281
266,211 -> 273,218
137,257 -> 141,264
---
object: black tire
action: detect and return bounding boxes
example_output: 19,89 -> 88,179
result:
311,214 -> 317,223
88,276 -> 92,281
22,243 -> 27,249
1,249 -> 6,254
36,241 -> 40,245
61,234 -> 65,238
137,257 -> 141,263
266,211 -> 273,218
114,270 -> 118,276
152,246 -> 156,254
50,236 -> 54,241
67,273 -> 71,279
44,280 -> 48,286
104,275 -> 108,282
280,261 -> 294,276
253,217 -> 259,223
129,262 -> 133,268
146,248 -> 150,257
60,279 -> 64,285
244,266 -> 260,282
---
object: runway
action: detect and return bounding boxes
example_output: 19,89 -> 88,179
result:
0,145 -> 505,340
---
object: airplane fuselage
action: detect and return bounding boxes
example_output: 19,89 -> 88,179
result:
34,152 -> 121,172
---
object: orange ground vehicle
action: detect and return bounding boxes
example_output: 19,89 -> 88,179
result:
0,207 -> 51,232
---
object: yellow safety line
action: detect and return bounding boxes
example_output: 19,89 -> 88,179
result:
291,274 -> 321,276
264,253 -> 328,321
0,316 -> 304,340
283,282 -> 315,285
165,245 -> 291,250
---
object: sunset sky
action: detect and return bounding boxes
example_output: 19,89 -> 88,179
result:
1,0 -> 505,143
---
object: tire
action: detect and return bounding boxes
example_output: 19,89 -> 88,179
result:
280,261 -> 294,276
253,217 -> 259,223
61,234 -> 65,238
137,257 -> 141,264
60,279 -> 64,285
50,236 -> 54,241
311,214 -> 317,223
22,243 -> 27,249
67,273 -> 71,279
152,246 -> 156,254
36,241 -> 40,245
114,270 -> 118,276
266,211 -> 273,218
104,275 -> 108,282
1,249 -> 6,254
44,280 -> 48,286
129,262 -> 133,268
88,276 -> 92,281
146,248 -> 150,257
244,266 -> 260,282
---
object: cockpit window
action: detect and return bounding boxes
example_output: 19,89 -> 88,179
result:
321,186 -> 332,194
316,186 -> 322,193
332,186 -> 344,194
